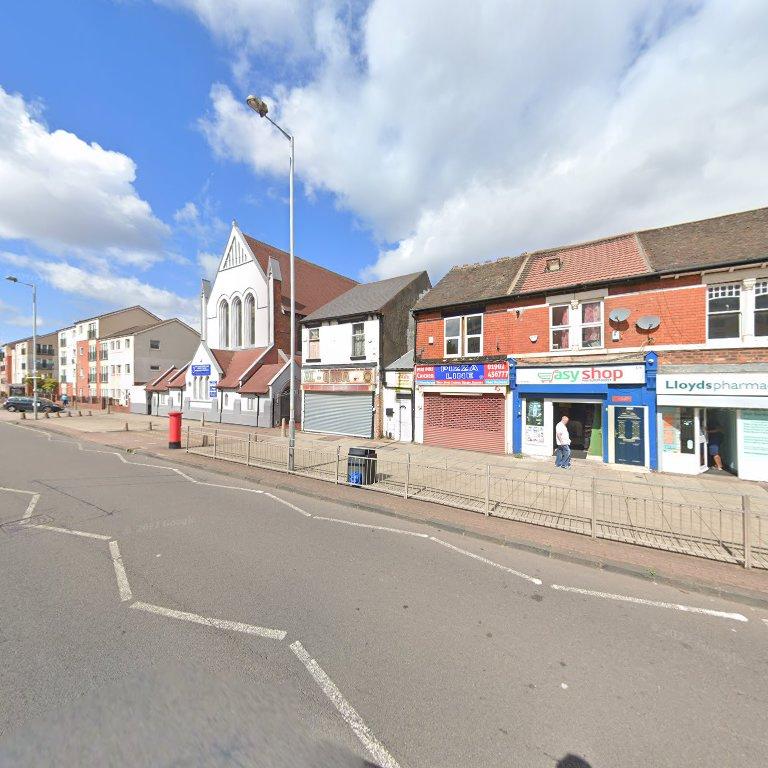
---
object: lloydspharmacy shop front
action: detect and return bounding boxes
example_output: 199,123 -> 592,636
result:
656,366 -> 768,481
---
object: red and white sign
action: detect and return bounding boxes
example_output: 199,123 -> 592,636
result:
516,364 -> 645,386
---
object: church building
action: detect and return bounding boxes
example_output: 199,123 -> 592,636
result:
182,222 -> 356,426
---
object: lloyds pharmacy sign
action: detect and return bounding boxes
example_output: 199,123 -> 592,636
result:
659,373 -> 768,396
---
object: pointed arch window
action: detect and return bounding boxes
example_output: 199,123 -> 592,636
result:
244,293 -> 255,346
232,297 -> 243,347
219,300 -> 230,348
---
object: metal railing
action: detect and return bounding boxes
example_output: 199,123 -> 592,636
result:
184,426 -> 768,570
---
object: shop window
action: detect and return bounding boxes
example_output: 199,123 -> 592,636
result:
707,283 -> 740,339
444,314 -> 483,357
307,327 -> 320,359
351,323 -> 365,358
550,305 -> 570,350
756,280 -> 768,337
525,398 -> 545,445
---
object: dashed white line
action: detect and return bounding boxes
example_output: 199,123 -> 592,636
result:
313,515 -> 430,538
429,536 -> 543,585
23,523 -> 112,541
109,540 -> 133,602
131,601 -> 286,640
290,640 -> 402,768
550,584 -> 748,622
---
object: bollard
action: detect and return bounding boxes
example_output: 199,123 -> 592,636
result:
124,421 -> 129,431
56,411 -> 61,418
20,411 -> 26,420
78,410 -> 82,416
168,411 -> 182,449
335,446 -> 340,484
44,411 -> 49,419
67,410 -> 72,417
281,418 -> 286,438
404,453 -> 411,499
88,410 -> 92,416
201,414 -> 205,428
148,421 -> 153,431
185,424 -> 190,452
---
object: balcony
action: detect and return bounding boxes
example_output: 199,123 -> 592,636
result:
87,330 -> 97,340
87,353 -> 97,362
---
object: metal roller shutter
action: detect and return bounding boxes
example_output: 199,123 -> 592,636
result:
423,393 -> 506,453
303,391 -> 374,438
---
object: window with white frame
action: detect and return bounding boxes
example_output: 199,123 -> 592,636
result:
444,314 -> 482,357
550,301 -> 603,350
351,323 -> 365,358
756,280 -> 768,337
707,283 -> 741,339
307,327 -> 320,359
125,339 -> 130,349
550,305 -> 570,350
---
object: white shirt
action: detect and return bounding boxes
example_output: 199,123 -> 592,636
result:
555,421 -> 570,446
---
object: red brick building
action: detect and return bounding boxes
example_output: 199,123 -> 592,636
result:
412,207 -> 768,480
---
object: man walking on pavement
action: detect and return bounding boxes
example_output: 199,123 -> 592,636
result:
555,415 -> 571,469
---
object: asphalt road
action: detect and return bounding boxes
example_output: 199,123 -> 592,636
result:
1,421 -> 767,768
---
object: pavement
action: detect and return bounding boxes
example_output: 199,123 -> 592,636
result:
2,418 -> 768,767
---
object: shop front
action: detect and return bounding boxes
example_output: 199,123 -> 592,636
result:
656,368 -> 768,481
510,354 -> 658,469
301,365 -> 377,438
414,361 -> 510,453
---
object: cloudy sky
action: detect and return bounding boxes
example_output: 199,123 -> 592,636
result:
1,0 -> 767,341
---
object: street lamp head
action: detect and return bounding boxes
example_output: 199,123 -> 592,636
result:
5,276 -> 18,283
246,95 -> 269,118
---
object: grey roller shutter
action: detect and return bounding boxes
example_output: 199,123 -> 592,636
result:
303,392 -> 374,438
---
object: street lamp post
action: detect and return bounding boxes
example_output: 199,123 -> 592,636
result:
6,276 -> 38,420
246,95 -> 296,470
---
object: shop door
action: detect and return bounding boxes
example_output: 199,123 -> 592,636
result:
614,406 -> 645,466
423,393 -> 505,453
303,391 -> 373,438
396,393 -> 412,442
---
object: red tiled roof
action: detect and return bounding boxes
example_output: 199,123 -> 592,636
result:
146,366 -> 179,392
242,234 -> 357,315
238,353 -> 299,395
516,234 -> 650,294
211,347 -> 268,389
167,365 -> 189,389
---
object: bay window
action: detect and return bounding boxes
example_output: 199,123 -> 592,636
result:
444,313 -> 483,357
707,283 -> 740,339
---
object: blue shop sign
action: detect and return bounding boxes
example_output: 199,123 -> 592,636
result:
416,361 -> 509,386
191,364 -> 211,376
209,381 -> 218,398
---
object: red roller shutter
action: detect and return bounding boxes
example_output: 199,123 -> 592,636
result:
423,392 -> 506,453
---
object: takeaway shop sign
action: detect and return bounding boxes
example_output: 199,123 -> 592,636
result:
515,364 -> 645,386
416,361 -> 509,386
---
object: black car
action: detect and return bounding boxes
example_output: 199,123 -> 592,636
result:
3,396 -> 63,413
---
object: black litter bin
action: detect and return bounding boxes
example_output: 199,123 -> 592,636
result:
347,447 -> 377,485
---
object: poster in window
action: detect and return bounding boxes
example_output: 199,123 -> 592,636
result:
742,409 -> 768,457
661,410 -> 681,453
525,398 -> 544,444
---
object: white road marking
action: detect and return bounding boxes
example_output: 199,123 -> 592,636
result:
22,523 -> 112,541
263,492 -> 312,517
313,515 -> 430,538
290,640 -> 402,768
551,584 -> 748,622
131,601 -> 286,640
762,619 -> 768,629
429,536 -> 543,585
109,540 -> 133,602
0,485 -> 40,519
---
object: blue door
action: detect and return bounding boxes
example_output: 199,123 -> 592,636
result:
614,407 -> 645,466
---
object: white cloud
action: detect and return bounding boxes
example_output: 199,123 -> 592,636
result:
173,195 -> 229,248
0,252 -> 198,328
0,86 -> 168,266
194,0 -> 768,280
196,251 -> 221,279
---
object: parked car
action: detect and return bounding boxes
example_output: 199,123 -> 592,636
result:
3,396 -> 63,413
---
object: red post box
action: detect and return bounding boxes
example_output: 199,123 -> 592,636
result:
168,411 -> 182,449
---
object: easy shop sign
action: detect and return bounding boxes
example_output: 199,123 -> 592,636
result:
416,361 -> 509,386
515,364 -> 645,386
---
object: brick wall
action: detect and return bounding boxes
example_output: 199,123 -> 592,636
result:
658,348 -> 768,365
416,277 -> 710,359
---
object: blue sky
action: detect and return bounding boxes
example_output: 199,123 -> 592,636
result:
1,1 -> 767,343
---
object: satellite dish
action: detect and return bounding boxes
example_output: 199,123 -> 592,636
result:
636,315 -> 661,331
609,308 -> 631,323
